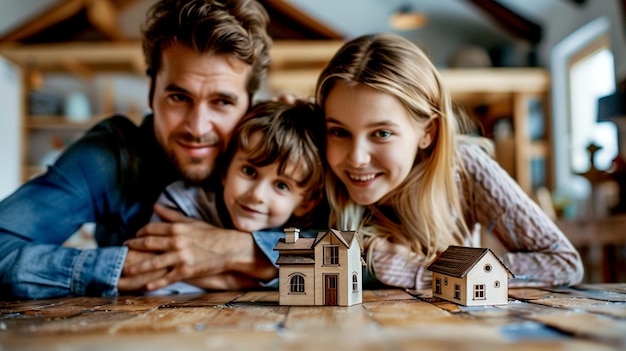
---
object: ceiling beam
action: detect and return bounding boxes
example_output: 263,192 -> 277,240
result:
465,0 -> 543,44
86,0 -> 125,41
0,0 -> 85,43
0,0 -> 131,44
109,0 -> 143,10
259,0 -> 343,40
564,0 -> 587,5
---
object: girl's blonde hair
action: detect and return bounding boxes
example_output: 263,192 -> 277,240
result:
316,33 -> 473,263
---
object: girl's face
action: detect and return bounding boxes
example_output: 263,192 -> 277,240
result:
324,81 -> 434,205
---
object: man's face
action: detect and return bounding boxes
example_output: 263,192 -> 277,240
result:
151,42 -> 251,183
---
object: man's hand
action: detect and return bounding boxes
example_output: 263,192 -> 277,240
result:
117,250 -> 168,292
123,204 -> 277,291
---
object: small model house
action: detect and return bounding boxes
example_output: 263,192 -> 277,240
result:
427,245 -> 514,306
274,228 -> 365,306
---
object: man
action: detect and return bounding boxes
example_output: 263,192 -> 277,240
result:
0,0 -> 277,299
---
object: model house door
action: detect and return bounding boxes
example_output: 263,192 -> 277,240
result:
324,274 -> 338,306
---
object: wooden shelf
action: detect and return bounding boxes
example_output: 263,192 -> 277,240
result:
26,115 -> 108,130
0,42 -> 145,75
441,69 -> 549,94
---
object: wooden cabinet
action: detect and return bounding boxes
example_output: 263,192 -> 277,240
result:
1,41 -> 552,194
442,68 -> 552,195
0,42 -> 148,182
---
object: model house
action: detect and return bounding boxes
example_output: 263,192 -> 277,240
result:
273,227 -> 365,306
427,245 -> 514,306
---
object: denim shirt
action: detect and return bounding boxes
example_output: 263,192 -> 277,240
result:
0,115 -> 182,299
0,115 -> 327,299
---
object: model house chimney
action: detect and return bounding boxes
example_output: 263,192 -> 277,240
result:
284,227 -> 300,243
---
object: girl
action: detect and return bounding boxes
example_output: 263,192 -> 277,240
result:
316,33 -> 583,289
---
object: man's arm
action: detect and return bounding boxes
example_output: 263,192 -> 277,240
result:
123,205 -> 279,291
0,233 -> 127,299
0,116 -> 160,299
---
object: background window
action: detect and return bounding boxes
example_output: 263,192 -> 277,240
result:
569,46 -> 616,174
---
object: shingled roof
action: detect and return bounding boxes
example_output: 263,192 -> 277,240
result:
427,246 -> 514,278
313,229 -> 361,251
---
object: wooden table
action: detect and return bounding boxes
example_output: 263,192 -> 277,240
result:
556,216 -> 626,283
1,285 -> 626,350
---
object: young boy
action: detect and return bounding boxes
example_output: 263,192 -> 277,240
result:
148,101 -> 326,293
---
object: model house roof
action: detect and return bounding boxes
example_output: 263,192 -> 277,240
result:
313,229 -> 362,251
427,245 -> 514,278
275,229 -> 362,252
274,237 -> 316,251
275,255 -> 315,265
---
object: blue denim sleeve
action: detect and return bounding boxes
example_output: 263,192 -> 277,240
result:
251,230 -> 284,268
0,118 -> 132,299
0,235 -> 127,299
250,230 -> 283,289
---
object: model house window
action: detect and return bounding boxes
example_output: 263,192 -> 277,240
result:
290,274 -> 305,294
444,277 -> 448,286
474,284 -> 485,300
484,264 -> 492,272
323,245 -> 339,265
454,284 -> 461,300
435,278 -> 442,294
495,280 -> 501,288
352,273 -> 359,291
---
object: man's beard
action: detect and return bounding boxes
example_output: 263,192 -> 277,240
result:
168,151 -> 214,184
167,131 -> 219,184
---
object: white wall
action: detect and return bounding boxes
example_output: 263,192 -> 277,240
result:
539,0 -> 626,78
0,57 -> 22,200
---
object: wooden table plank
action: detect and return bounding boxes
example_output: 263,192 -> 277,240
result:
204,305 -> 287,330
529,297 -> 626,318
2,288 -> 625,350
91,294 -> 190,311
362,288 -> 416,302
527,311 -> 626,347
231,290 -> 279,304
159,291 -> 243,308
2,330 -> 282,351
4,310 -> 145,335
109,307 -> 220,334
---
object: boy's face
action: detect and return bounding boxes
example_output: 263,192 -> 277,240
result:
223,136 -> 314,232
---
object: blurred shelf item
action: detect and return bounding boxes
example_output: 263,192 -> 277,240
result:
0,42 -> 148,183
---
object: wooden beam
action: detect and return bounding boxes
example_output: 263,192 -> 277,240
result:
86,0 -> 125,41
109,0 -> 144,10
61,57 -> 94,80
271,40 -> 343,68
260,0 -> 343,40
0,0 -> 86,42
0,42 -> 144,72
564,0 -> 587,5
465,0 -> 542,44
